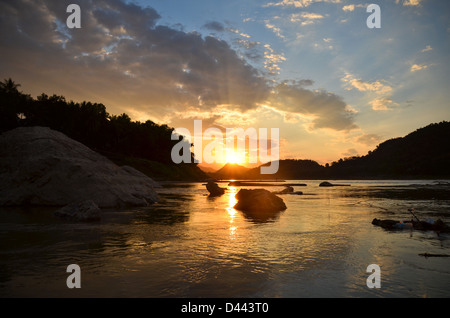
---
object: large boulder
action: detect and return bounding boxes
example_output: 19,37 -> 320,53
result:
234,189 -> 287,212
0,126 -> 160,208
273,186 -> 294,194
206,181 -> 225,197
54,200 -> 101,222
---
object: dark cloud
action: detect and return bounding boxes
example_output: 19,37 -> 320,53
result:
203,21 -> 225,32
0,0 -> 268,116
0,0 -> 357,132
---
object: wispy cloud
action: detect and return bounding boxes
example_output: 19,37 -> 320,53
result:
264,0 -> 342,8
342,4 -> 355,11
290,12 -> 325,26
410,64 -> 429,72
265,22 -> 285,39
421,45 -> 432,52
369,98 -> 399,111
342,73 -> 397,111
263,44 -> 287,74
397,0 -> 422,6
342,4 -> 366,12
227,27 -> 252,38
342,73 -> 392,94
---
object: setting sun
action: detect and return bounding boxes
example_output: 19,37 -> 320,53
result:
225,149 -> 245,164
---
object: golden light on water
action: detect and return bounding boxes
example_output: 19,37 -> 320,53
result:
226,186 -> 238,239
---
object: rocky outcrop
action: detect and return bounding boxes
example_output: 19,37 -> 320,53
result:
273,186 -> 294,194
206,181 -> 225,197
54,200 -> 101,222
272,186 -> 303,195
0,126 -> 160,208
234,189 -> 286,212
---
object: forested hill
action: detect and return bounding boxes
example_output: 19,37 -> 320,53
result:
326,121 -> 450,178
243,159 -> 325,180
216,121 -> 450,180
0,78 -> 208,181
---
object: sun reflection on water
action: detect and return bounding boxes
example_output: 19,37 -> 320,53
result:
226,186 -> 238,239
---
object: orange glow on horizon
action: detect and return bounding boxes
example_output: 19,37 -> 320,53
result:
225,148 -> 246,165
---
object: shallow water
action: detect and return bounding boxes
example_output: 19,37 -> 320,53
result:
1,180 -> 450,297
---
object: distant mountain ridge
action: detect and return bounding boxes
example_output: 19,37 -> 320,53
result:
210,121 -> 450,180
326,121 -> 450,178
210,163 -> 250,180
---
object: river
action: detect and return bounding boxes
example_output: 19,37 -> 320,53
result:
1,180 -> 449,297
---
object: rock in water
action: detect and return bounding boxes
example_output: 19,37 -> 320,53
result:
234,189 -> 287,212
319,181 -> 350,187
273,186 -> 294,194
206,181 -> 225,196
54,200 -> 101,222
0,126 -> 159,207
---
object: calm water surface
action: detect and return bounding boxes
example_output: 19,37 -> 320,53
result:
1,180 -> 450,297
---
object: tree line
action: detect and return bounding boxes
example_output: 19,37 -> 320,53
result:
0,78 -> 194,166
241,122 -> 450,180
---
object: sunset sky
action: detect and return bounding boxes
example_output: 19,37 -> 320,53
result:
1,0 -> 449,169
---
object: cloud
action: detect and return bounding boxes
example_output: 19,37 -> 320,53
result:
265,22 -> 285,39
410,64 -> 428,72
421,45 -> 432,52
342,73 -> 398,111
342,73 -> 392,94
290,12 -> 325,26
356,133 -> 383,146
268,81 -> 358,131
264,0 -> 342,8
203,21 -> 225,32
227,27 -> 251,38
263,44 -> 287,75
0,0 -> 357,134
342,4 -> 366,12
342,5 -> 355,11
0,0 -> 269,119
397,0 -> 422,6
369,98 -> 398,111
234,39 -> 260,50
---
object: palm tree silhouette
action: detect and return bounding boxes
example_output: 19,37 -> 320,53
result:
0,78 -> 21,94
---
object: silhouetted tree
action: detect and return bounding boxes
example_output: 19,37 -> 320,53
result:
0,78 -> 195,166
0,78 -> 32,132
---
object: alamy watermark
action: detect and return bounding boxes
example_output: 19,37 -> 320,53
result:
366,264 -> 381,288
66,4 -> 81,29
170,120 -> 280,174
66,264 -> 81,288
367,4 -> 381,29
